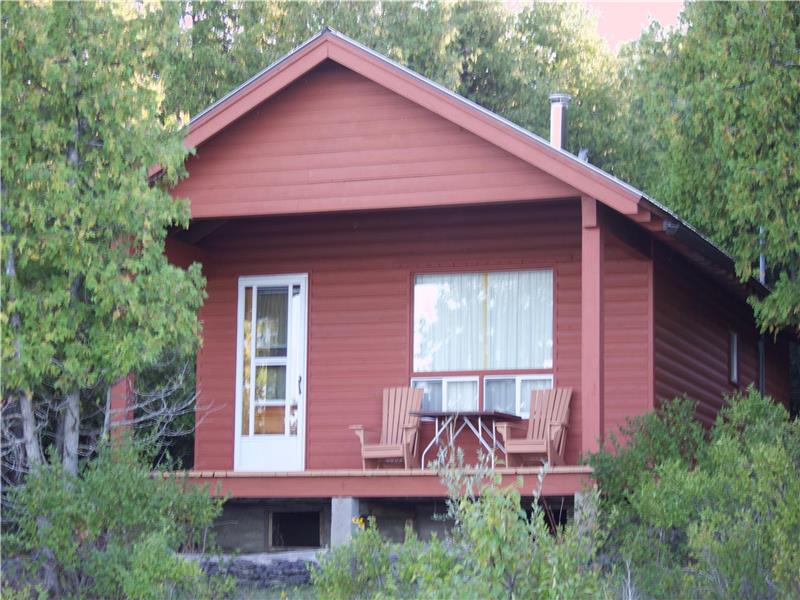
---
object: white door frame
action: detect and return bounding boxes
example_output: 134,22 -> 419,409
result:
234,273 -> 308,471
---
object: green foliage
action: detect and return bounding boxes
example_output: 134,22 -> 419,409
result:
0,586 -> 47,600
510,3 -> 622,165
586,396 -> 705,507
312,457 -> 605,599
3,438 -> 233,599
311,517 -> 394,599
613,2 -> 800,333
589,389 -> 800,598
1,1 -> 205,397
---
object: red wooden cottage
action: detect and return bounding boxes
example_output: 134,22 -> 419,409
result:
153,29 -> 790,550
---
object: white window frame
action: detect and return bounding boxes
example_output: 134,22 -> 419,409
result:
483,374 -> 554,418
411,376 -> 479,412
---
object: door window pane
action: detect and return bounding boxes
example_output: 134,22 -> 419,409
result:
413,380 -> 443,412
255,366 -> 286,402
446,380 -> 478,411
520,378 -> 553,416
256,288 -> 288,357
485,378 -> 515,413
255,406 -> 285,434
241,287 -> 253,435
288,401 -> 298,436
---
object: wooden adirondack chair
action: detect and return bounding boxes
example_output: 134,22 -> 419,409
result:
350,387 -> 423,469
496,387 -> 572,467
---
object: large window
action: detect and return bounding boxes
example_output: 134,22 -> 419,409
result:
412,270 -> 554,415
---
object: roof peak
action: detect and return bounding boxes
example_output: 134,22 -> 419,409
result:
177,28 -> 749,294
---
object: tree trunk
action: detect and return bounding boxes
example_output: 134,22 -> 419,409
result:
62,389 -> 80,475
101,386 -> 113,440
54,410 -> 65,462
37,515 -> 60,594
19,389 -> 43,466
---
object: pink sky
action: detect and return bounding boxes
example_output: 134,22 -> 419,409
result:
584,1 -> 684,51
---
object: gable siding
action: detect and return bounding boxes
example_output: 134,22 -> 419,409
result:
172,62 -> 578,219
189,202 -> 584,470
653,244 -> 790,423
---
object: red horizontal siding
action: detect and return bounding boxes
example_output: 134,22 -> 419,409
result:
172,61 -> 579,218
189,201 -> 583,470
603,233 -> 653,441
653,244 -> 790,423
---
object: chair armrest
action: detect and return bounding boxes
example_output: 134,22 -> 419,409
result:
350,425 -> 378,445
496,422 -> 525,442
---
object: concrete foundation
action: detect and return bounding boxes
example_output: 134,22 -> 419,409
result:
215,499 -> 330,553
330,496 -> 361,547
213,495 -> 577,552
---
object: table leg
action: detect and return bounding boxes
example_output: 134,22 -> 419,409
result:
491,419 -> 497,469
463,416 -> 494,459
420,416 -> 445,469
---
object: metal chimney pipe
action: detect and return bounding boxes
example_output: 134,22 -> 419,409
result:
549,92 -> 572,149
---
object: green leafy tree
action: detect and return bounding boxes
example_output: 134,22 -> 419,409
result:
1,1 -> 205,473
588,389 -> 800,598
612,3 -> 800,334
4,438 -> 232,598
510,2 -> 621,165
160,1 -> 252,119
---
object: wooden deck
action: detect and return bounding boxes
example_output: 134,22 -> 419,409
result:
174,465 -> 593,498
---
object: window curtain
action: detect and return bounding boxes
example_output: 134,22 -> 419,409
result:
414,273 -> 484,371
488,270 -> 553,369
414,270 -> 553,372
447,380 -> 477,411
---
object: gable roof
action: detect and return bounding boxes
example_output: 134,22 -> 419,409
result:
174,27 -> 764,298
185,28 -> 644,217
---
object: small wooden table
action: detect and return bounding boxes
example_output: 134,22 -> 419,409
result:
411,410 -> 522,469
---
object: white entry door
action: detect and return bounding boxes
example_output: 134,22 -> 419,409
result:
235,274 -> 307,471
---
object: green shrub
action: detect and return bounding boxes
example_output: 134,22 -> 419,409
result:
312,454 -> 605,599
589,388 -> 800,599
3,437 -> 234,599
311,517 -> 392,599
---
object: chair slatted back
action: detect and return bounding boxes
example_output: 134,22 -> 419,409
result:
381,387 -> 423,445
527,388 -> 573,452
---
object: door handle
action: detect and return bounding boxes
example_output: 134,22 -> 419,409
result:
298,375 -> 302,395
